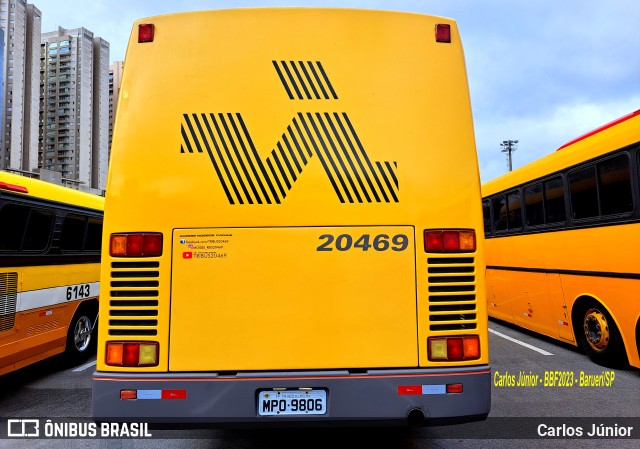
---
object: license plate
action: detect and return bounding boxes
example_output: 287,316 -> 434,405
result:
258,390 -> 327,416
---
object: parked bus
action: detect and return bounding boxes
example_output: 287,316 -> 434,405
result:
92,8 -> 490,426
0,171 -> 104,375
482,109 -> 640,369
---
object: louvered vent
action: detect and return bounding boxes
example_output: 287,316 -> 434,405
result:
27,320 -> 60,337
0,272 -> 18,332
108,262 -> 159,336
427,257 -> 477,331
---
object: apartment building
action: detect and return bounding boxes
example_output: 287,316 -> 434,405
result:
39,26 -> 109,191
0,0 -> 41,172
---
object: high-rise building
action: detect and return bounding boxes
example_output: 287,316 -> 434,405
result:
0,0 -> 41,172
39,26 -> 109,192
108,60 -> 122,153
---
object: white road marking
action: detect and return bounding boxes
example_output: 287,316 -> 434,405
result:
72,359 -> 97,372
489,328 -> 554,355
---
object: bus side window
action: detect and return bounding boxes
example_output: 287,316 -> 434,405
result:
524,183 -> 543,226
482,199 -> 491,237
0,204 -> 29,251
85,218 -> 103,251
506,190 -> 522,230
569,166 -> 598,219
598,154 -> 632,215
61,215 -> 87,252
543,176 -> 566,223
491,195 -> 507,232
22,209 -> 54,251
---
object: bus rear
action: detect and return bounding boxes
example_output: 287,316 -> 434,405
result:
93,8 -> 490,425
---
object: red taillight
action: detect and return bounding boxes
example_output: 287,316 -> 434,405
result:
442,231 -> 460,252
435,23 -> 451,43
0,181 -> 28,193
428,335 -> 480,361
424,229 -> 476,253
122,343 -> 140,366
138,23 -> 154,43
446,383 -> 463,394
447,338 -> 464,361
110,233 -> 163,257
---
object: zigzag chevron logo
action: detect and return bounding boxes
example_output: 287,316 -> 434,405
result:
180,61 -> 398,205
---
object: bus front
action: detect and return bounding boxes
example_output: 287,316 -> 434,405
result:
93,8 -> 490,426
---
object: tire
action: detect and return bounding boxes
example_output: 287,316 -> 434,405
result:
65,304 -> 97,365
574,300 -> 627,368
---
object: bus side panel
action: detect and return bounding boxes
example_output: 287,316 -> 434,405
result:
486,268 -> 516,323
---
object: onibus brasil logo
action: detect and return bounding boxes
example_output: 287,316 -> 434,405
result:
180,60 -> 398,204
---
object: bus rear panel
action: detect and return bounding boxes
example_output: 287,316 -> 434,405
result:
93,8 -> 490,425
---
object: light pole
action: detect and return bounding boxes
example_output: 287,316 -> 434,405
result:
500,140 -> 518,172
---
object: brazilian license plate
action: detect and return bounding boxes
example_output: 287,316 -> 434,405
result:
258,390 -> 327,416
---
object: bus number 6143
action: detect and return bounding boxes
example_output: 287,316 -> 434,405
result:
66,284 -> 91,301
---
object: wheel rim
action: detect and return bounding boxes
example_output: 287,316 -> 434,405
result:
583,308 -> 610,352
74,316 -> 92,352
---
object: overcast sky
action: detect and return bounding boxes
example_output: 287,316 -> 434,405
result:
33,0 -> 640,182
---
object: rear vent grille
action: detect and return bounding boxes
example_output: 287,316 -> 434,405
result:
108,262 -> 159,336
427,257 -> 477,331
0,272 -> 18,332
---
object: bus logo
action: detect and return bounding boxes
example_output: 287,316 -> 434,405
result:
179,61 -> 399,205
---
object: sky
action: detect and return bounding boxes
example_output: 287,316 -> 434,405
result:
33,0 -> 640,182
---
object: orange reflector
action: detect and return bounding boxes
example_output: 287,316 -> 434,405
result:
459,230 -> 476,251
110,235 -> 127,257
120,390 -> 137,400
138,23 -> 154,43
106,342 -> 124,365
447,383 -> 463,394
463,336 -> 481,359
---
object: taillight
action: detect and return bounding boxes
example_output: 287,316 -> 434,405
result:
138,23 -> 154,43
106,341 -> 159,367
0,181 -> 28,193
428,336 -> 480,361
424,229 -> 475,253
110,233 -> 163,257
435,24 -> 451,43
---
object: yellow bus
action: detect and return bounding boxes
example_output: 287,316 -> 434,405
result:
482,109 -> 640,369
92,8 -> 490,426
0,171 -> 104,375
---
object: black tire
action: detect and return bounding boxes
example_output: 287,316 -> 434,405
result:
65,304 -> 98,365
574,300 -> 627,368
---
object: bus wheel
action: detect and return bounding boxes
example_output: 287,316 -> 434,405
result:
66,305 -> 97,365
576,301 -> 627,368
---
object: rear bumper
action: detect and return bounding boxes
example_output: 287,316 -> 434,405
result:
92,366 -> 491,426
